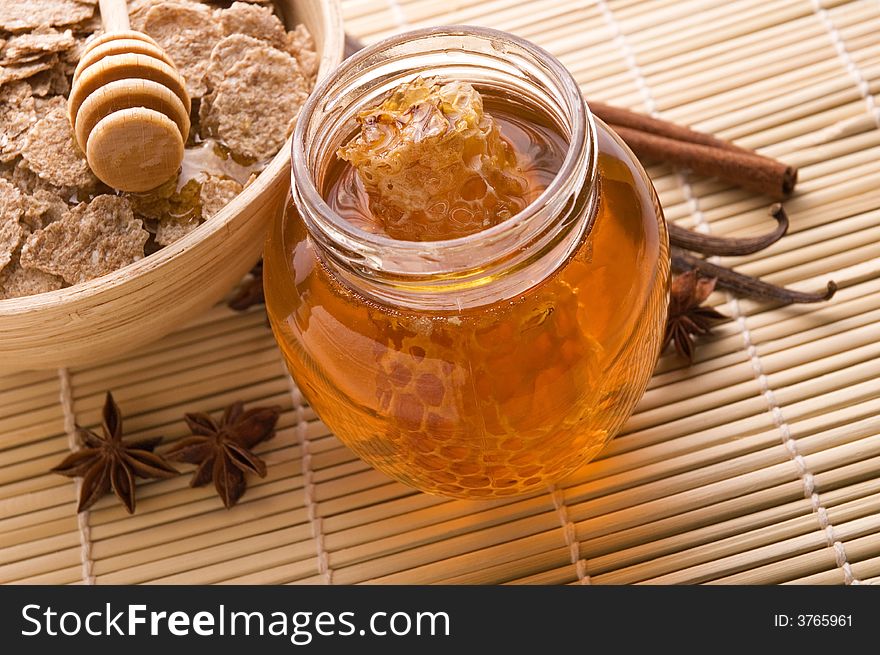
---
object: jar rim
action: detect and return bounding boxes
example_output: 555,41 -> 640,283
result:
290,25 -> 596,293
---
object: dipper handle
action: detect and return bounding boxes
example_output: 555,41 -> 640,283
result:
99,0 -> 131,32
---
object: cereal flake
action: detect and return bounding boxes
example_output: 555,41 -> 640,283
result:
0,81 -> 36,162
20,195 -> 148,285
149,177 -> 202,245
155,214 -> 198,246
27,65 -> 70,97
201,46 -> 308,161
285,24 -> 318,80
0,1 -> 95,33
11,159 -> 78,201
128,0 -> 198,31
0,55 -> 57,87
21,96 -> 98,189
200,175 -> 242,218
0,179 -> 25,273
1,28 -> 76,64
23,189 -> 69,230
143,2 -> 223,98
205,34 -> 265,88
0,251 -> 64,300
219,2 -> 287,50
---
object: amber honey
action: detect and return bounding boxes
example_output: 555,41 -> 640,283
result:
270,27 -> 668,498
266,112 -> 668,498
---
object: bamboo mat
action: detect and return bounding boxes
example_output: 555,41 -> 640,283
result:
2,0 -> 880,586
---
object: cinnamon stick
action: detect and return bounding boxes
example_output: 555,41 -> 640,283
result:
589,101 -> 750,155
609,125 -> 797,200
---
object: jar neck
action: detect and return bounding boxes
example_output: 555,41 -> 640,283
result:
291,26 -> 598,311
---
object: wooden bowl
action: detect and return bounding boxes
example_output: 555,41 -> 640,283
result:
0,0 -> 344,371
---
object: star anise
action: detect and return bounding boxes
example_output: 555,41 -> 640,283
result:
227,260 -> 264,311
164,401 -> 282,509
663,268 -> 728,363
51,393 -> 179,514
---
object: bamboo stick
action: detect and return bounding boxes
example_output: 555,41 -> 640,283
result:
729,209 -> 880,269
660,139 -> 880,221
0,532 -> 81,574
88,470 -> 304,533
0,378 -> 61,412
632,1 -> 847,65
75,383 -> 298,444
0,504 -> 77,539
0,474 -> 71,506
99,525 -> 314,584
785,552 -> 880,585
611,358 -> 880,458
445,551 -> 577,585
646,22 -> 829,89
145,538 -> 320,584
707,86 -> 871,143
704,522 -> 880,585
638,323 -> 880,429
578,472 -> 880,580
321,492 -> 447,535
653,43 -> 845,115
637,8 -> 837,77
9,566 -> 84,586
225,562 -> 324,585
324,493 -> 551,564
666,50 -> 877,123
567,433 -> 880,540
72,333 -> 277,398
506,564 -> 578,585
6,420 -> 880,580
72,350 -> 286,420
608,367 -> 876,466
0,405 -> 65,442
629,497 -> 880,585
74,308 -> 268,375
595,490 -> 880,585
0,545 -> 84,583
0,369 -> 57,393
88,499 -> 308,577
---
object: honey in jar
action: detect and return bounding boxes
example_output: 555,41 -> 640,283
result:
265,27 -> 669,499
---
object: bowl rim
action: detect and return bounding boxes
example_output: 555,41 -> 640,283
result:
0,0 -> 345,316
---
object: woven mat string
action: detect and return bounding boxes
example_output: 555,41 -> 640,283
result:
57,367 -> 96,585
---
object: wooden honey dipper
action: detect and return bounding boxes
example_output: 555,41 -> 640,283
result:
68,0 -> 191,192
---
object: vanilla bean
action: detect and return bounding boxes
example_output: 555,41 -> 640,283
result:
671,249 -> 837,304
668,203 -> 789,256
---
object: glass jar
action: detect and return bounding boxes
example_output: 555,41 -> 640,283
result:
265,26 -> 669,499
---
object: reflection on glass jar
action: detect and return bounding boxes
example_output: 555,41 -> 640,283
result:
265,27 -> 669,499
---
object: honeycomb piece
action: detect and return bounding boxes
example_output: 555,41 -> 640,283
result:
358,266 -> 604,497
337,77 -> 529,241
